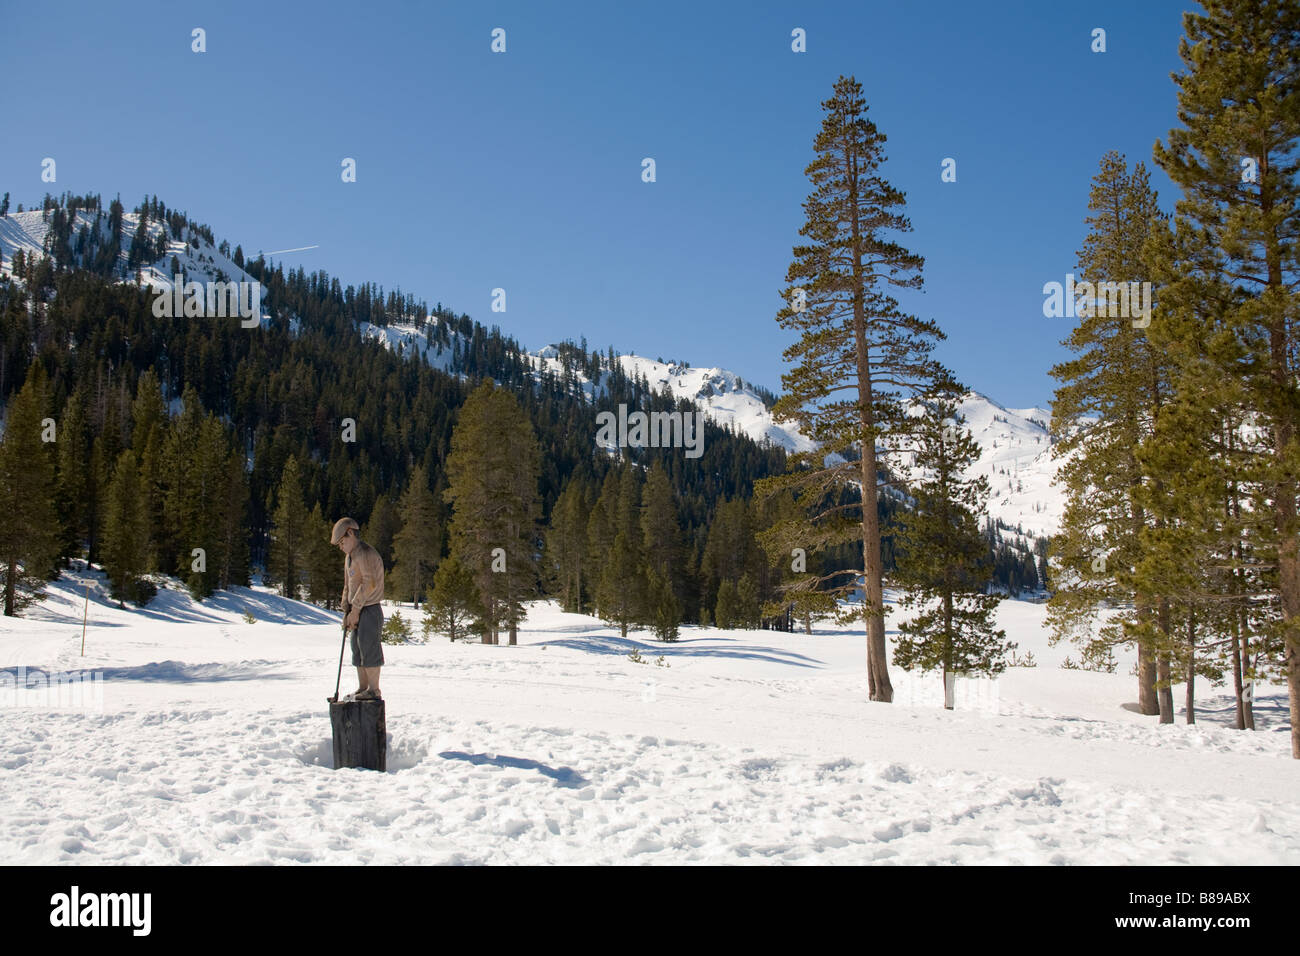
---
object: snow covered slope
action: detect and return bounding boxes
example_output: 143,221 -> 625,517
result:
359,320 -> 457,374
0,208 -> 260,295
943,392 -> 1060,539
529,354 -> 1063,534
612,354 -> 813,454
362,319 -> 1064,537
364,324 -> 816,454
887,393 -> 1062,543
2,562 -> 1296,865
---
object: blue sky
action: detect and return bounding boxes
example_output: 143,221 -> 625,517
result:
2,0 -> 1196,408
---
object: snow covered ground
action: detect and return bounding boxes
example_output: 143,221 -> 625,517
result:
1,564 -> 1296,865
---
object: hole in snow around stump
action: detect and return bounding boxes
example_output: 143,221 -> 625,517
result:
294,737 -> 427,772
298,738 -> 333,767
384,737 -> 429,772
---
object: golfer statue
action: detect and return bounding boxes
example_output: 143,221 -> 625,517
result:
331,517 -> 385,700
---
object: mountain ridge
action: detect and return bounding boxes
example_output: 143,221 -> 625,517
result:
1,199 -> 1061,542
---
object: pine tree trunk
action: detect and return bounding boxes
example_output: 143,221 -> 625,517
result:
1279,405 -> 1300,754
1156,599 -> 1174,723
854,350 -> 890,701
1274,471 -> 1300,752
1283,536 -> 1300,755
87,507 -> 99,566
1231,617 -> 1246,730
1137,628 -> 1159,716
1230,530 -> 1248,730
943,583 -> 954,710
1242,635 -> 1256,732
508,575 -> 517,645
3,557 -> 14,616
1156,652 -> 1174,723
847,138 -> 892,704
860,446 -> 890,701
1185,614 -> 1195,725
1134,593 -> 1159,714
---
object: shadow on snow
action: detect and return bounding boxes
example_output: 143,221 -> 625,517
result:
538,631 -> 825,668
30,571 -> 337,628
437,750 -> 589,788
11,660 -> 298,683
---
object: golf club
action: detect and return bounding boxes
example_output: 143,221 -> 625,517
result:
329,620 -> 347,703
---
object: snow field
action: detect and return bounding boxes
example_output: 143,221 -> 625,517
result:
1,566 -> 1297,865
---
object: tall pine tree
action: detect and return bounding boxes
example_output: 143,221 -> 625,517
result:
0,364 -> 59,615
1046,152 -> 1175,718
641,463 -> 683,621
546,478 -> 593,613
55,386 -> 91,565
268,454 -> 313,599
390,464 -> 441,605
101,449 -> 151,604
444,381 -> 541,645
130,368 -> 168,572
756,75 -> 948,701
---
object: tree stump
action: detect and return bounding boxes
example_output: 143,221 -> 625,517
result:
328,698 -> 386,771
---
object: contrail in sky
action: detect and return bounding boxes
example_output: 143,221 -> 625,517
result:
260,244 -> 320,255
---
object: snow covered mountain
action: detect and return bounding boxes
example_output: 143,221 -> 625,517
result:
900,392 -> 1061,541
354,321 -> 815,454
0,207 -> 261,294
2,205 -> 1062,540
552,350 -> 815,455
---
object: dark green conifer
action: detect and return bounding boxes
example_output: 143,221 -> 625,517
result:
892,396 -> 1015,704
756,76 -> 948,701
